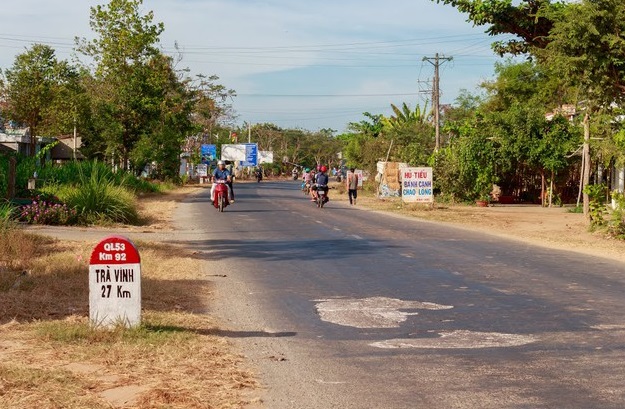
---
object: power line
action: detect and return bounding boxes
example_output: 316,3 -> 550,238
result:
237,92 -> 421,98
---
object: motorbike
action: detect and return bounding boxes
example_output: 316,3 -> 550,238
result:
302,181 -> 311,195
315,186 -> 329,208
212,180 -> 230,212
292,170 -> 299,180
255,170 -> 263,182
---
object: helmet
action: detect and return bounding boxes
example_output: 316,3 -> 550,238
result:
305,167 -> 310,172
217,160 -> 225,166
320,166 -> 327,172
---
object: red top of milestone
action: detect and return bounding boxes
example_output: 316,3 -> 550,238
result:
89,236 -> 141,265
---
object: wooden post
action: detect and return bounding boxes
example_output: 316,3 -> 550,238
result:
541,170 -> 545,207
377,139 -> 394,198
582,113 -> 591,219
7,157 -> 16,200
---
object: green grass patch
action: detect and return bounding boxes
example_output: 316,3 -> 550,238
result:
567,205 -> 584,213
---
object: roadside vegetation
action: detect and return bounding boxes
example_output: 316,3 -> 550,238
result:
334,0 -> 625,238
0,158 -> 168,226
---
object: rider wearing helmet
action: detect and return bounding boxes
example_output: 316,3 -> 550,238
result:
302,167 -> 313,192
312,165 -> 329,202
303,167 -> 312,183
211,160 -> 234,203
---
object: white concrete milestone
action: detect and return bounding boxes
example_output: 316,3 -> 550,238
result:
89,236 -> 142,328
314,296 -> 453,329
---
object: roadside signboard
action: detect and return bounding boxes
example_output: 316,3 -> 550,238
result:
259,151 -> 274,164
89,236 -> 141,328
196,164 -> 208,177
240,143 -> 258,167
355,169 -> 364,188
200,144 -> 216,164
401,167 -> 433,203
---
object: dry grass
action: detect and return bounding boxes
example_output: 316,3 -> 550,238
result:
137,186 -> 206,230
0,228 -> 258,409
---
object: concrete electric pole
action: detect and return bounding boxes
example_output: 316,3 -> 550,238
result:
422,53 -> 453,150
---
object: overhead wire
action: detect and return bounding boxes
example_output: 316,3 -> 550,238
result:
0,30 -> 506,127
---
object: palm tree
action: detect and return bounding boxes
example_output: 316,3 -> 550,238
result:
382,101 -> 429,130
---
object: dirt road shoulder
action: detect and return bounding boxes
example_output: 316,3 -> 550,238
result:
342,192 -> 625,264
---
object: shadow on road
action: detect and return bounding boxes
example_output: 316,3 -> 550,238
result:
202,329 -> 297,338
170,238 -> 387,261
144,324 -> 297,338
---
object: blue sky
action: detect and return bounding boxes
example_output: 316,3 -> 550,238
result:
0,0 -> 509,132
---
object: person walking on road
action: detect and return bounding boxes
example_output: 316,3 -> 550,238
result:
346,167 -> 359,205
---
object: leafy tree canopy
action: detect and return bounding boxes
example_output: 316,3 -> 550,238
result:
431,0 -> 564,55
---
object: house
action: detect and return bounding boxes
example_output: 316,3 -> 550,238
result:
0,128 -> 84,161
0,128 -> 32,156
545,104 -> 578,121
612,168 -> 625,194
546,105 -> 625,195
49,134 -> 84,161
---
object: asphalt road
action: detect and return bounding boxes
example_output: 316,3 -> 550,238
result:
173,180 -> 625,409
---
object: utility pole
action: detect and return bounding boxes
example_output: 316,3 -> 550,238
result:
422,53 -> 453,150
73,113 -> 77,161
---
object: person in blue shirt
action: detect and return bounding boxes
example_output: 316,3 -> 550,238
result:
211,161 -> 234,203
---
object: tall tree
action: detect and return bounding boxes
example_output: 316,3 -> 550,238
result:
381,102 -> 429,130
130,54 -> 194,179
76,0 -> 165,169
1,44 -> 68,155
191,74 -> 236,139
539,0 -> 625,216
431,0 -> 562,55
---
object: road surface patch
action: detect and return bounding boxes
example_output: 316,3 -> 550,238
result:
370,330 -> 536,349
314,297 -> 453,328
591,324 -> 625,330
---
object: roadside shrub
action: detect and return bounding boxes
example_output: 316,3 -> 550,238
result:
0,156 -> 9,198
362,179 -> 378,194
583,184 -> 608,230
18,194 -> 78,225
608,191 -> 625,238
119,173 -> 163,194
36,160 -> 112,186
567,205 -> 583,214
15,155 -> 37,197
0,201 -> 16,231
29,160 -> 162,194
52,167 -> 138,224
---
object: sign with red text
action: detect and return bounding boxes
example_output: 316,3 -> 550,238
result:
355,169 -> 364,188
89,236 -> 141,328
401,167 -> 433,203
